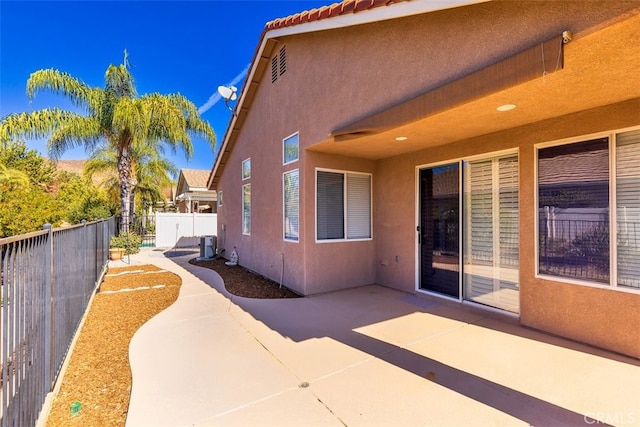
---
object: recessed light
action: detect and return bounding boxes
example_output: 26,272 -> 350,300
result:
497,103 -> 516,112
395,136 -> 408,141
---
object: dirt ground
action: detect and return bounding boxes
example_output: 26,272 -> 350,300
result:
46,265 -> 181,426
45,256 -> 298,426
188,257 -> 301,299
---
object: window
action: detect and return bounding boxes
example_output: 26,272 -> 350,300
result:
537,128 -> 640,289
616,129 -> 640,289
283,170 -> 299,241
242,184 -> 251,235
217,191 -> 223,207
316,169 -> 371,241
242,158 -> 251,180
283,133 -> 299,164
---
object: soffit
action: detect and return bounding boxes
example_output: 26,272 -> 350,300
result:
307,12 -> 640,159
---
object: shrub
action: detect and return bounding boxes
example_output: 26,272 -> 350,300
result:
110,232 -> 142,255
571,224 -> 609,270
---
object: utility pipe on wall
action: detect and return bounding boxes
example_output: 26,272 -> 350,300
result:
280,253 -> 284,289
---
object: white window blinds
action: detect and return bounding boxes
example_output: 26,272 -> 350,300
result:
616,129 -> 640,289
316,170 -> 371,241
464,154 -> 519,313
284,170 -> 299,241
317,171 -> 344,240
346,174 -> 372,239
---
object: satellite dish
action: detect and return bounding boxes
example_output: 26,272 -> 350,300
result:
217,85 -> 237,101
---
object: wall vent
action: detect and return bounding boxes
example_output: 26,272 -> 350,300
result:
279,46 -> 287,76
271,56 -> 278,83
271,45 -> 287,84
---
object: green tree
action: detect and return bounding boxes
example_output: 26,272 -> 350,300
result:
1,141 -> 115,236
0,163 -> 29,189
0,52 -> 215,231
0,184 -> 65,238
85,138 -> 177,219
0,140 -> 57,188
55,170 -> 115,223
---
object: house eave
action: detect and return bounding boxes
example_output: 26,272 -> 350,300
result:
207,0 -> 491,189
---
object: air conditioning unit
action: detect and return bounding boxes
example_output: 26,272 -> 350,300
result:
199,235 -> 216,259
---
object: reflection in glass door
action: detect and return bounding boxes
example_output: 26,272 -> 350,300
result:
463,155 -> 519,313
419,164 -> 460,298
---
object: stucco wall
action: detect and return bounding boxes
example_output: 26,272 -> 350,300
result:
213,1 -> 640,355
277,0 -> 640,148
375,99 -> 640,357
214,80 -> 308,292
303,152 -> 377,294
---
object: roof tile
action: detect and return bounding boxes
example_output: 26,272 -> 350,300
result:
354,0 -> 373,12
342,0 -> 356,14
317,6 -> 331,19
308,8 -> 320,21
328,3 -> 343,17
264,0 -> 411,31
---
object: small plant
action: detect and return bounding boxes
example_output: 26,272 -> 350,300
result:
110,232 -> 142,255
570,224 -> 610,270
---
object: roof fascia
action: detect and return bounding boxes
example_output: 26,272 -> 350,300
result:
268,0 -> 490,38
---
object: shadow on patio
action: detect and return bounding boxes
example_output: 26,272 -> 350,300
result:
164,248 -> 637,426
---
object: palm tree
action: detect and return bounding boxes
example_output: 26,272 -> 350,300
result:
85,138 -> 178,219
0,51 -> 215,231
0,164 -> 29,189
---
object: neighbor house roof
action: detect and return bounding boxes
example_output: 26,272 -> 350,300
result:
178,169 -> 211,194
207,0 -> 486,189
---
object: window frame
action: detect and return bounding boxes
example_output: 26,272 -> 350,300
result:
217,191 -> 223,208
534,125 -> 640,293
283,169 -> 299,242
242,158 -> 251,180
283,132 -> 299,165
315,168 -> 372,243
242,183 -> 251,235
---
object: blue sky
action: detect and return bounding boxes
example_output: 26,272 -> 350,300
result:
0,0 -> 331,175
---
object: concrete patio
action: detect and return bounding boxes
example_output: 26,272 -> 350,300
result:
117,247 -> 640,427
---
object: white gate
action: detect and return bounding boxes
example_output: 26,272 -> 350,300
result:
155,212 -> 217,248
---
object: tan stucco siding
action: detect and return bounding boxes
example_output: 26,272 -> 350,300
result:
215,86 -> 306,290
277,1 -> 640,153
374,99 -> 640,357
303,152 -> 377,294
213,1 -> 640,356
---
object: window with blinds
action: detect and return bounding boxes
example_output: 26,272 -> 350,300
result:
316,170 -> 371,241
242,183 -> 251,235
346,174 -> 372,239
284,170 -> 299,241
536,127 -> 640,291
616,129 -> 640,289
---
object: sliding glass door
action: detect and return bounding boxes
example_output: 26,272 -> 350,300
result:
419,153 -> 519,313
463,155 -> 519,312
419,164 -> 460,298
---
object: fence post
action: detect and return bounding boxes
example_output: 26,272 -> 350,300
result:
82,220 -> 88,300
43,223 -> 53,392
